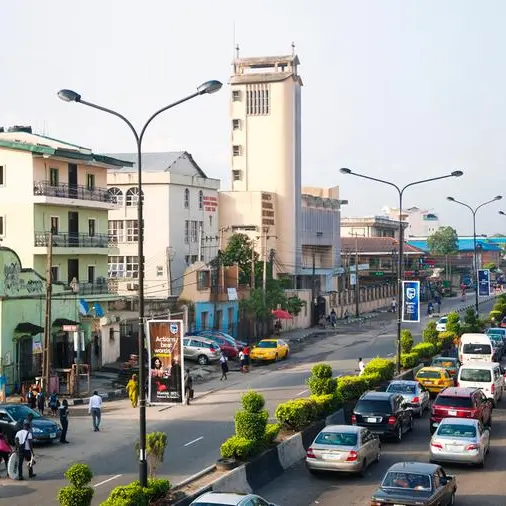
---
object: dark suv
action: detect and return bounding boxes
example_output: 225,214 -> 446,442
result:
430,387 -> 493,434
351,391 -> 414,442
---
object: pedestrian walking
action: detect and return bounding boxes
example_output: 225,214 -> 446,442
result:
15,422 -> 35,480
184,368 -> 193,405
243,345 -> 250,373
36,390 -> 46,416
88,391 -> 103,432
358,357 -> 365,375
330,309 -> 337,327
48,391 -> 58,417
26,389 -> 37,410
0,433 -> 12,472
219,351 -> 229,381
59,399 -> 69,444
435,294 -> 441,314
239,349 -> 246,373
391,298 -> 397,313
344,309 -> 350,321
126,374 -> 139,408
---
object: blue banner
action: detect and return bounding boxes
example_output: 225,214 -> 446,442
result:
402,280 -> 420,323
478,269 -> 491,297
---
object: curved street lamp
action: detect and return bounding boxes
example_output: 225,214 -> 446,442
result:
57,80 -> 222,487
340,168 -> 464,374
447,195 -> 502,314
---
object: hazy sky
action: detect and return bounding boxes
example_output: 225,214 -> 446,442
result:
1,1 -> 505,236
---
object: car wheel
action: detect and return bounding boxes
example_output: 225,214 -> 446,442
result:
283,350 -> 289,360
274,353 -> 279,362
477,455 -> 485,468
358,459 -> 367,477
197,354 -> 209,366
396,424 -> 403,442
375,447 -> 381,463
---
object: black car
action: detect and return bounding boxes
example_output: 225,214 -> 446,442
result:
0,404 -> 62,444
371,461 -> 457,506
351,391 -> 414,442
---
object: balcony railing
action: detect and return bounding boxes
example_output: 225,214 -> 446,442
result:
35,232 -> 117,248
66,281 -> 116,295
34,181 -> 113,204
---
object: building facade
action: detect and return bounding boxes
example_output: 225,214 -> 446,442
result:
341,215 -> 406,240
382,206 -> 441,238
107,152 -> 220,298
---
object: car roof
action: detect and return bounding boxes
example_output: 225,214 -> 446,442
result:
191,492 -> 251,505
321,424 -> 361,433
438,417 -> 478,425
418,367 -> 447,372
259,338 -> 278,343
386,461 -> 439,474
432,357 -> 458,361
460,362 -> 500,370
388,380 -> 418,385
437,387 -> 478,397
360,391 -> 395,400
186,336 -> 217,345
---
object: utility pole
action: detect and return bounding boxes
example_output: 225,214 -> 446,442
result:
269,249 -> 275,279
250,243 -> 256,290
165,246 -> 173,296
42,230 -> 53,392
354,234 -> 360,318
198,222 -> 203,262
262,227 -> 269,305
312,249 -> 317,325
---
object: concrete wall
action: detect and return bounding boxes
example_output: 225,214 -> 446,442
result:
193,301 -> 240,336
279,289 -> 312,331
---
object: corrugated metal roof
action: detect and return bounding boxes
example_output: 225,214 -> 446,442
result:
407,238 -> 502,252
341,237 -> 425,254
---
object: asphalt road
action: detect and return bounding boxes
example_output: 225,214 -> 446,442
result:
0,295 -> 495,506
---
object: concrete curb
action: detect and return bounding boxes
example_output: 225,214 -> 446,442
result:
277,433 -> 305,471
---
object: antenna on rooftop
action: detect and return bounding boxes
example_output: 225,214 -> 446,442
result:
291,41 -> 296,55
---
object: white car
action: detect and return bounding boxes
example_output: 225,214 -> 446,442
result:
436,317 -> 448,332
190,492 -> 278,506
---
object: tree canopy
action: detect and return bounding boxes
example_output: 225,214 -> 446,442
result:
427,226 -> 458,256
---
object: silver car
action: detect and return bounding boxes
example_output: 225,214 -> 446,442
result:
190,492 -> 278,506
429,417 -> 490,467
306,424 -> 380,475
183,337 -> 220,365
386,380 -> 430,417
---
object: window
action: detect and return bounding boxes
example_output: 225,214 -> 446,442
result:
197,271 -> 210,290
87,265 -> 95,284
108,256 -> 125,278
184,188 -> 190,208
191,220 -> 198,242
0,165 -> 4,185
232,119 -> 241,130
185,255 -> 190,265
108,187 -> 123,205
192,254 -> 198,263
209,215 -> 213,227
126,220 -> 139,242
50,266 -> 59,282
49,168 -> 59,186
126,187 -> 143,206
198,190 -> 203,209
108,220 -> 124,242
50,216 -> 59,235
232,169 -> 242,181
87,174 -> 95,191
184,220 -> 189,244
232,90 -> 241,101
126,256 -> 139,278
233,145 -> 242,156
88,219 -> 96,237
246,85 -> 270,115
156,266 -> 164,277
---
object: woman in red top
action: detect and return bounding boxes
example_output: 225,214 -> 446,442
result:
0,432 -> 12,470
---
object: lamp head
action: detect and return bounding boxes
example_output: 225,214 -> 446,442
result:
499,210 -> 506,216
197,80 -> 223,95
494,195 -> 503,201
451,170 -> 464,177
340,168 -> 352,174
447,196 -> 455,202
57,89 -> 81,103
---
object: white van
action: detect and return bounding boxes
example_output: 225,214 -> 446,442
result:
457,362 -> 504,406
459,334 -> 494,364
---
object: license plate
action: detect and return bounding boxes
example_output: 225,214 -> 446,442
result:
367,417 -> 378,423
448,410 -> 457,416
50,433 -> 56,439
323,453 -> 342,461
424,381 -> 433,385
447,446 -> 463,452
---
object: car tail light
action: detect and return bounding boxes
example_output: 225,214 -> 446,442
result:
351,414 -> 357,424
491,383 -> 495,394
431,442 -> 443,449
387,416 -> 396,425
466,443 -> 480,451
346,451 -> 358,462
306,447 -> 316,459
411,396 -> 420,404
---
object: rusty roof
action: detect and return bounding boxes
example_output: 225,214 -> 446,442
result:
340,237 -> 426,254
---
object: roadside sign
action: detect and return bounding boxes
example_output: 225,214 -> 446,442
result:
62,325 -> 78,332
371,271 -> 385,276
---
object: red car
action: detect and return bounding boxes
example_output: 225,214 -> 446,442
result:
500,317 -> 506,328
430,387 -> 492,434
198,332 -> 239,359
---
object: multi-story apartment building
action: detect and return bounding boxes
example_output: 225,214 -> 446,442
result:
341,215 -> 407,240
382,206 -> 441,238
106,151 -> 220,298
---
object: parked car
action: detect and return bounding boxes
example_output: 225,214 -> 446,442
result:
415,367 -> 454,394
193,333 -> 239,359
370,462 -> 457,506
0,404 -> 62,444
190,492 -> 278,506
487,327 -> 506,346
183,337 -> 221,365
430,417 -> 490,467
487,333 -> 505,358
351,391 -> 414,442
385,380 -> 430,417
249,339 -> 289,362
435,316 -> 460,333
430,357 -> 461,381
456,362 -> 504,406
305,424 -> 380,476
193,331 -> 246,351
501,317 -> 506,328
430,387 -> 492,434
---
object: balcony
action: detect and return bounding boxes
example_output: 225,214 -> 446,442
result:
34,232 -> 117,249
33,181 -> 117,210
68,280 -> 117,295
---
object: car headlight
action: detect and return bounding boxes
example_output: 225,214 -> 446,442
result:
32,427 -> 43,434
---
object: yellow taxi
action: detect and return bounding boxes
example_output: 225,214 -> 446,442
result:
415,366 -> 453,394
250,338 -> 290,362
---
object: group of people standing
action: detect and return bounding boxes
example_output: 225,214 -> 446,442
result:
25,387 -> 60,417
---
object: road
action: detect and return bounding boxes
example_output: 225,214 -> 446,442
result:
0,295 -> 494,505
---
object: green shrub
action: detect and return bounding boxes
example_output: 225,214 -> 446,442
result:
446,311 -> 461,335
422,321 -> 439,345
362,358 -> 395,381
275,398 -> 317,431
400,329 -> 414,353
241,390 -> 265,412
361,372 -> 381,389
264,423 -> 281,445
64,463 -> 93,488
310,363 -> 333,379
307,364 -> 336,396
336,375 -> 370,403
57,463 -> 94,506
101,479 -> 171,506
438,331 -> 456,350
411,342 -> 436,359
309,393 -> 342,416
400,352 -> 420,369
490,310 -> 503,322
220,436 -> 256,460
135,432 -> 167,478
235,409 -> 269,442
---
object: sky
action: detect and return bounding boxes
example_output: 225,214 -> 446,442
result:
1,0 -> 505,236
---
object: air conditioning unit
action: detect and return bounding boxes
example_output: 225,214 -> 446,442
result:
127,282 -> 139,291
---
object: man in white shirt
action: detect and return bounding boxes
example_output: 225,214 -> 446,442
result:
15,422 -> 35,480
358,357 -> 365,375
88,391 -> 103,432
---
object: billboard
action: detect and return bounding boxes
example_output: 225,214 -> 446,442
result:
402,280 -> 420,323
477,269 -> 491,297
147,320 -> 184,404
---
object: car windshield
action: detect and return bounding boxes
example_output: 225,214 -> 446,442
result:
437,424 -> 477,438
4,405 -> 41,422
432,359 -> 456,368
314,431 -> 357,446
488,330 -> 505,336
387,383 -> 417,394
382,471 -> 431,490
460,369 -> 492,382
439,318 -> 448,324
257,341 -> 277,349
435,396 -> 473,408
417,370 -> 442,379
354,400 -> 391,413
463,344 -> 492,355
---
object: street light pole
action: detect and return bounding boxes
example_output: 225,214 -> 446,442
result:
447,196 -> 502,315
57,81 -> 222,488
340,168 -> 463,374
